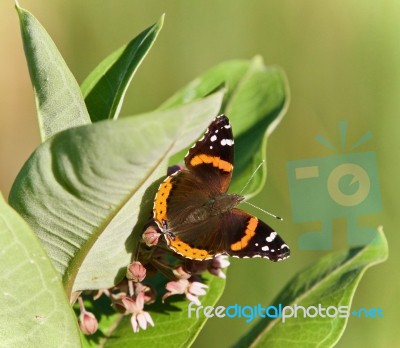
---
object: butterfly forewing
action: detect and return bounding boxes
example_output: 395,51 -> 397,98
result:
184,114 -> 234,193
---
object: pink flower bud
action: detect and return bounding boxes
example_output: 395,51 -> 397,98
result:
172,266 -> 191,279
142,226 -> 161,247
127,261 -> 147,282
79,311 -> 98,335
208,255 -> 230,279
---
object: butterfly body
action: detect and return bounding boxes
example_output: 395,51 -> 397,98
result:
153,115 -> 290,262
181,185 -> 244,223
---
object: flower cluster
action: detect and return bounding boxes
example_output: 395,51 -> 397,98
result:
76,227 -> 230,336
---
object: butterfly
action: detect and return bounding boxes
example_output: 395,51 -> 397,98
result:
153,114 -> 290,262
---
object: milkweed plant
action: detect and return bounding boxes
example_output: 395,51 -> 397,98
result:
0,4 -> 387,347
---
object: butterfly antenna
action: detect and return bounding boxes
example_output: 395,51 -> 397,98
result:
243,201 -> 283,221
239,160 -> 283,221
239,160 -> 265,195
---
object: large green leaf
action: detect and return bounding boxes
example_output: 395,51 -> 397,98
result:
234,227 -> 388,348
0,193 -> 81,347
16,3 -> 91,142
161,56 -> 289,198
81,15 -> 164,122
9,92 -> 223,298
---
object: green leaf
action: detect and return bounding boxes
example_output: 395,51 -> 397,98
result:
160,56 -> 289,198
0,193 -> 81,347
16,3 -> 91,142
159,60 -> 250,110
99,273 -> 225,348
234,227 -> 388,348
225,59 -> 289,197
81,15 -> 164,122
9,91 -> 223,298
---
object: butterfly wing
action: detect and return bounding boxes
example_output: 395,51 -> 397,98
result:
184,114 -> 234,193
167,207 -> 291,262
153,169 -> 223,260
222,208 -> 290,261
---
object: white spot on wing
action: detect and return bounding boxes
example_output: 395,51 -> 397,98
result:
211,135 -> 217,142
220,138 -> 234,146
261,245 -> 269,251
266,232 -> 277,243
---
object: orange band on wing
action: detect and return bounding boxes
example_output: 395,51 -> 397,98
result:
230,217 -> 258,251
190,154 -> 232,173
153,176 -> 173,223
165,235 -> 214,260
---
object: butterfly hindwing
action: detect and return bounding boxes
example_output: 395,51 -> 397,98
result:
224,209 -> 290,261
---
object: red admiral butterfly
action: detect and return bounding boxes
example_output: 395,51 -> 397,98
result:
153,115 -> 290,262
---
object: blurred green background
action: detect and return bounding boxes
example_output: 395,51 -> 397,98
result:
1,1 -> 398,347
